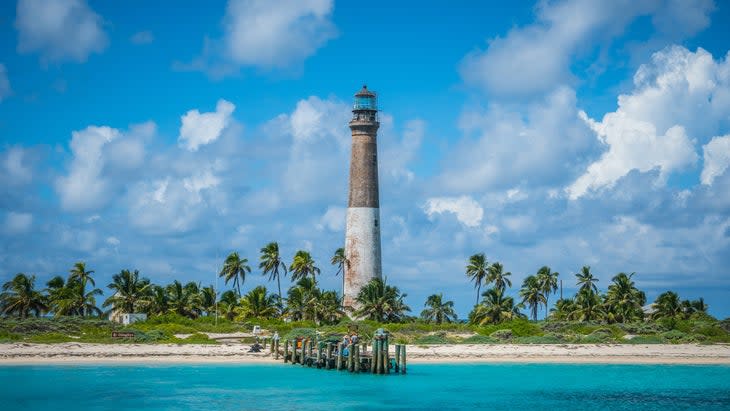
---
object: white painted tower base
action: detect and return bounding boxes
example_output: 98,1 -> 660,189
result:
343,207 -> 382,310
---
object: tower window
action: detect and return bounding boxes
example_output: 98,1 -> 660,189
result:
374,219 -> 378,227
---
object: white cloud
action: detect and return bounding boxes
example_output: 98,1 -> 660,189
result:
701,135 -> 730,185
55,126 -> 120,212
2,147 -> 32,185
437,87 -> 593,192
106,236 -> 120,246
130,30 -> 154,45
4,212 -> 32,234
223,0 -> 336,69
381,119 -> 424,184
178,100 -> 235,151
317,206 -> 346,231
0,64 -> 10,101
423,196 -> 483,228
459,0 -> 716,97
568,46 -> 730,198
280,96 -> 350,203
459,0 -> 653,96
15,0 -> 108,63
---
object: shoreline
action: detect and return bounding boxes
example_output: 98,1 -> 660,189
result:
2,343 -> 729,366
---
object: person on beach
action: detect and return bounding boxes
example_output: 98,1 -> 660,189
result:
342,335 -> 350,356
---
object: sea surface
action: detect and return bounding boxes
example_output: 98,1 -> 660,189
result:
1,362 -> 729,410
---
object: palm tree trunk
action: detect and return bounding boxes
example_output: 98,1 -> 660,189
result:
476,283 -> 481,306
545,295 -> 549,320
277,274 -> 282,308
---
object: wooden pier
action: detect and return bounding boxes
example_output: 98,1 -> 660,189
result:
278,333 -> 406,375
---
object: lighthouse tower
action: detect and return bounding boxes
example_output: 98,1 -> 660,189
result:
343,85 -> 382,312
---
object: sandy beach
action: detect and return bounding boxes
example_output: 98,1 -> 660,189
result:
1,343 -> 729,365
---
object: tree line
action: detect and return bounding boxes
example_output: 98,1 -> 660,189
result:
0,246 -> 710,325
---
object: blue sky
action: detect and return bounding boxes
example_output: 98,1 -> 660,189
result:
1,0 -> 730,319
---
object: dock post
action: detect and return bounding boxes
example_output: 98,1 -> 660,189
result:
347,344 -> 353,372
275,339 -> 280,360
371,339 -> 379,373
336,343 -> 344,370
292,340 -> 298,365
354,344 -> 360,373
401,344 -> 406,374
394,344 -> 401,373
316,341 -> 322,367
326,343 -> 334,370
309,338 -> 314,358
284,340 -> 289,363
299,340 -> 307,365
384,336 -> 390,374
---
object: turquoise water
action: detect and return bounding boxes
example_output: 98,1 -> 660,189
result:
1,363 -> 729,410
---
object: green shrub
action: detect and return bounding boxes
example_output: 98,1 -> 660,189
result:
179,333 -> 217,344
27,332 -> 75,343
413,334 -> 455,344
282,328 -> 318,341
490,329 -> 513,340
662,330 -> 687,342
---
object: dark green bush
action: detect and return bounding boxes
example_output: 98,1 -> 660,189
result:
460,335 -> 497,344
490,329 -> 513,340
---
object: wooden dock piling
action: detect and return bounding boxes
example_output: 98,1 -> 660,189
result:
401,344 -> 406,374
284,340 -> 289,363
336,343 -> 344,370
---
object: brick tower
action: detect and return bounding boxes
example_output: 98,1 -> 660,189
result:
343,85 -> 382,312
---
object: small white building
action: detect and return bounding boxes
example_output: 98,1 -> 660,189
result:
120,313 -> 147,325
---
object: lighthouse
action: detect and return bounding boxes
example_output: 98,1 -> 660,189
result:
343,85 -> 382,312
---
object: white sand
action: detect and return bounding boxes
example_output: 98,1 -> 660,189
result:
1,343 -> 729,365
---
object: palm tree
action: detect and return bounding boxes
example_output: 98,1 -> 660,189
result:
536,266 -> 559,320
420,293 -> 457,324
69,262 -> 96,317
550,298 -> 576,320
146,285 -> 169,316
290,250 -> 320,284
604,272 -> 645,323
653,291 -> 683,320
487,262 -> 512,293
354,278 -> 410,322
235,286 -> 279,320
199,286 -> 217,316
260,242 -> 287,307
219,252 -> 251,297
681,298 -> 708,316
572,289 -> 604,322
103,269 -> 151,313
331,247 -> 347,296
218,290 -> 239,321
316,290 -> 345,325
0,273 -> 47,318
519,275 -> 545,321
285,277 -> 319,322
575,266 -> 599,295
166,280 -> 201,318
466,253 -> 489,306
469,288 -> 523,325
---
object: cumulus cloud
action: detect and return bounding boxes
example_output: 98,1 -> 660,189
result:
180,0 -> 336,76
701,135 -> 730,185
423,196 -> 483,228
178,100 -> 235,151
15,0 -> 108,63
130,30 -> 154,45
224,0 -> 336,69
460,0 -> 716,97
2,147 -> 32,185
0,64 -> 10,101
568,46 -> 730,198
437,87 -> 594,192
55,126 -> 120,212
3,212 -> 32,234
317,206 -> 346,231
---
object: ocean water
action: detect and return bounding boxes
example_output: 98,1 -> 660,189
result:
1,363 -> 729,410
